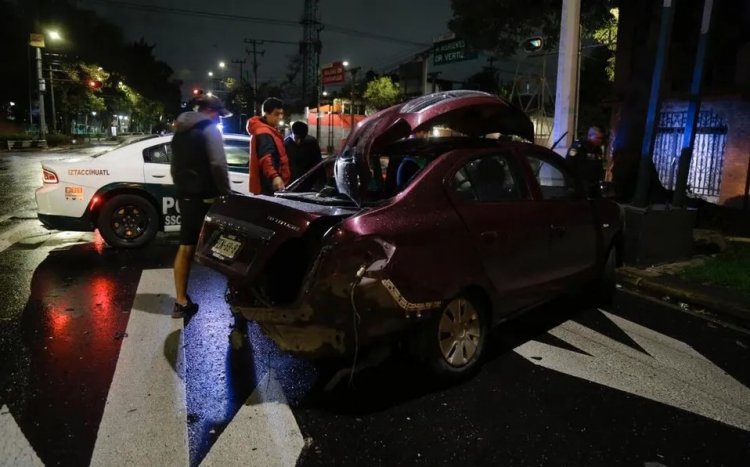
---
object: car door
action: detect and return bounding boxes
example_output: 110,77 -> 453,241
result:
446,151 -> 552,313
522,149 -> 598,290
224,137 -> 250,194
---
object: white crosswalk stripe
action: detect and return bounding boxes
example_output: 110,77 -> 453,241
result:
199,370 -> 305,467
90,268 -> 303,466
90,269 -> 189,466
0,405 -> 44,467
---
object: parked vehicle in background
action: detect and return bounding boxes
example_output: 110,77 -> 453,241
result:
35,133 -> 250,248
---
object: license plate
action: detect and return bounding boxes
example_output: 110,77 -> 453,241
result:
211,234 -> 243,260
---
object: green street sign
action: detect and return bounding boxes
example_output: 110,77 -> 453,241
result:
433,38 -> 478,65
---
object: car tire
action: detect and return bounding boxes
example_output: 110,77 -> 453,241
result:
97,194 -> 158,248
417,294 -> 488,380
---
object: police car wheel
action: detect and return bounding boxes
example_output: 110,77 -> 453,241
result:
97,194 -> 158,248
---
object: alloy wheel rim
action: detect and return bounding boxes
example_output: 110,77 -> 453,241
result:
438,298 -> 481,367
111,205 -> 147,240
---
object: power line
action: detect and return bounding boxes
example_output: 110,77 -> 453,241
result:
78,0 -> 429,47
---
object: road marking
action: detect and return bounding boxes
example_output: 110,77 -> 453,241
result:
0,220 -> 45,253
0,405 -> 44,467
200,370 -> 305,467
90,269 -> 188,466
515,309 -> 750,431
90,268 -> 303,466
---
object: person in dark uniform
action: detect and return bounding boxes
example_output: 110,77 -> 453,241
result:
566,125 -> 606,186
284,121 -> 323,181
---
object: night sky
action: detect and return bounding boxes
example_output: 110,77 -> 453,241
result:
74,0 -> 487,96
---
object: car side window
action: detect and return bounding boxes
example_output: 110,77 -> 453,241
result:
224,139 -> 249,167
526,154 -> 579,200
143,143 -> 171,164
451,155 -> 523,202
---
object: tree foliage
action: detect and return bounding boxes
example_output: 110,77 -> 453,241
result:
0,0 -> 181,134
449,0 -> 614,57
363,77 -> 401,111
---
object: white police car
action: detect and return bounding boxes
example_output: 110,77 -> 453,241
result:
35,133 -> 251,248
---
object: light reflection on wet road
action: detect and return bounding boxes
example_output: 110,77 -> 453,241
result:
0,149 -> 749,466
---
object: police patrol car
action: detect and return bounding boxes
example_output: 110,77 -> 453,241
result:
35,133 -> 251,248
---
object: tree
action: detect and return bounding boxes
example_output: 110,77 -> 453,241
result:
363,77 -> 401,111
1,0 -> 182,134
449,0 -> 613,58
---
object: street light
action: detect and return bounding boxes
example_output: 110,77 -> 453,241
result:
48,30 -> 62,41
208,71 -> 214,77
219,61 -> 226,68
342,60 -> 350,67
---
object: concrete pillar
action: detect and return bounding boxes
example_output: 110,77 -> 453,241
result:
552,0 -> 581,156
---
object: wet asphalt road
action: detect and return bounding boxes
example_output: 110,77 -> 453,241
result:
1,149 -> 749,466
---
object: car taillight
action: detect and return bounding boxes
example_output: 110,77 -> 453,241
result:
43,168 -> 58,184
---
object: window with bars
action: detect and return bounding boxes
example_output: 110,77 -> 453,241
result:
652,110 -> 728,198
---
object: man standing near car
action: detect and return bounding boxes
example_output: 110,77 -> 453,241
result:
247,97 -> 291,194
284,121 -> 323,181
170,94 -> 232,318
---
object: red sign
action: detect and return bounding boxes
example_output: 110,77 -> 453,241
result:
321,61 -> 346,85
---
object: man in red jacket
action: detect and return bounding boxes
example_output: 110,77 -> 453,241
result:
246,97 -> 291,194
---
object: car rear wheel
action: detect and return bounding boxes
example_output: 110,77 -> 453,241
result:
97,194 -> 158,248
418,294 -> 488,380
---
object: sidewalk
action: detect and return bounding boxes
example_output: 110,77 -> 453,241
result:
616,235 -> 750,327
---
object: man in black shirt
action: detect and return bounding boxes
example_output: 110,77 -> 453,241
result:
284,121 -> 323,181
170,95 -> 231,318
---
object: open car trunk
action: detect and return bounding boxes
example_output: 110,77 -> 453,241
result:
195,194 -> 359,305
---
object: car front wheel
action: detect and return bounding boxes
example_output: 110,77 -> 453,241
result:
97,194 -> 158,248
418,294 -> 488,380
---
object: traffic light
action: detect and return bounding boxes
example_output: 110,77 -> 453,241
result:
192,88 -> 204,96
88,79 -> 103,89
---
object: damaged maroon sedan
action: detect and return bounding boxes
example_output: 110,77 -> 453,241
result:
195,91 -> 623,378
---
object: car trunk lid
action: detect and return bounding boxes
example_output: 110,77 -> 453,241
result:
334,90 -> 535,205
196,194 -> 358,289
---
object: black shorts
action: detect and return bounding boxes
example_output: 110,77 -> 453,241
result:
177,197 -> 212,245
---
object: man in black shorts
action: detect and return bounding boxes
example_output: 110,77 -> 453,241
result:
170,94 -> 232,318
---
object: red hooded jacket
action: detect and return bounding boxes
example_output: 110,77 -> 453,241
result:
246,116 -> 291,195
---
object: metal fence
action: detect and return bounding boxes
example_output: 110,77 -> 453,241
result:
652,110 -> 728,199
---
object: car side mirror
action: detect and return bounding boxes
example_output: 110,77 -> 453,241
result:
588,181 -> 617,199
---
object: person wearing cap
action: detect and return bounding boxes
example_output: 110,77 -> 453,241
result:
246,97 -> 291,194
284,121 -> 322,181
169,94 -> 232,318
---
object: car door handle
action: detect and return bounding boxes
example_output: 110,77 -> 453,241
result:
550,224 -> 567,238
480,231 -> 498,244
152,174 -> 166,179
231,180 -> 243,184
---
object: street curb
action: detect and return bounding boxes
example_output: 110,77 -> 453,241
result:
617,267 -> 750,326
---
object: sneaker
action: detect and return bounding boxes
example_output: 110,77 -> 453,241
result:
172,296 -> 198,318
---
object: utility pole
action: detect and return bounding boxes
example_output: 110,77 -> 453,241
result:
348,67 -> 361,134
633,0 -> 677,207
300,0 -> 322,109
551,0 -> 581,156
35,46 -> 47,139
244,39 -> 265,116
49,67 -> 56,133
231,58 -> 246,84
231,58 -> 247,132
673,0 -> 714,207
